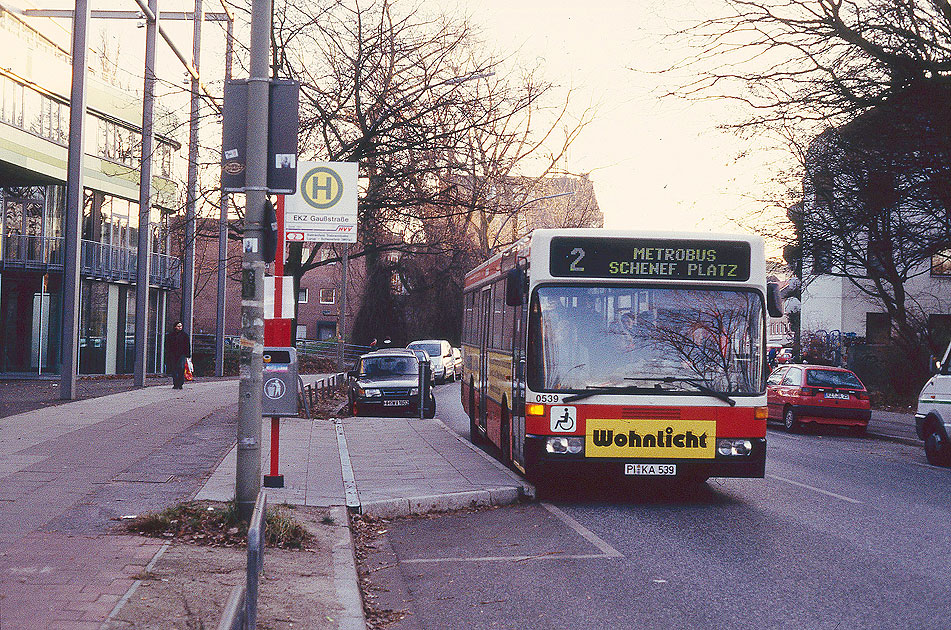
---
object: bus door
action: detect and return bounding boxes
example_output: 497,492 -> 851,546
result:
478,286 -> 492,434
510,301 -> 526,468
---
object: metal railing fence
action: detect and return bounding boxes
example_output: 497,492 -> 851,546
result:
295,339 -> 371,369
217,491 -> 267,630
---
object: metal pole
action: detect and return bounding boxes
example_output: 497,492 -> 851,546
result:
38,274 -> 46,375
337,245 -> 348,371
237,0 -> 270,522
134,0 -> 159,387
181,0 -> 203,339
60,0 -> 90,399
215,17 -> 233,377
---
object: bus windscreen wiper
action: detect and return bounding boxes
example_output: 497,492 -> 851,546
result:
562,384 -> 663,403
625,377 -> 736,406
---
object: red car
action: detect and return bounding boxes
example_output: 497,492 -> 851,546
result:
766,364 -> 871,434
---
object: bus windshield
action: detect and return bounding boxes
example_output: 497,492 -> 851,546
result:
528,285 -> 765,395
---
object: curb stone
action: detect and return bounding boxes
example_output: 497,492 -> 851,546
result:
361,486 -> 528,519
331,506 -> 367,630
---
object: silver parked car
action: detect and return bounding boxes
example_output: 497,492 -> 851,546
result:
451,347 -> 463,381
407,339 -> 454,384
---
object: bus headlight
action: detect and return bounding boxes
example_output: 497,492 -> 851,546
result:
546,437 -> 584,454
717,439 -> 753,456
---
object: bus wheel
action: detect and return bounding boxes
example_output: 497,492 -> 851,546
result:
783,406 -> 799,433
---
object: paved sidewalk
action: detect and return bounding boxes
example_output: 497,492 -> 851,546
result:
0,380 -> 238,630
197,413 -> 533,517
0,372 -> 530,629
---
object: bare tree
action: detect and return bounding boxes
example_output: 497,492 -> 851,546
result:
254,0 -> 593,343
668,0 -> 951,387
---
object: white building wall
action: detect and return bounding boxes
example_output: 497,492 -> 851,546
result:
801,275 -> 845,333
802,260 -> 951,337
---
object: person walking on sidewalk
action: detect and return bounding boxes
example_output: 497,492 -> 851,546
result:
166,321 -> 191,389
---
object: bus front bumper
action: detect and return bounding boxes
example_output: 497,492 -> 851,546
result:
524,436 -> 767,480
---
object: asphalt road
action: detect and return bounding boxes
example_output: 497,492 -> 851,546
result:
368,382 -> 951,629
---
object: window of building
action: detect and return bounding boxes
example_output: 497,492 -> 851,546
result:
932,250 -> 951,277
866,312 -> 890,344
298,288 -> 308,304
319,288 -> 335,304
812,241 -> 833,274
296,325 -> 307,341
390,272 -> 404,295
867,239 -> 892,276
929,314 -> 951,356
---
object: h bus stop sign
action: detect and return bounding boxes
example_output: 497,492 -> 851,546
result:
262,347 -> 299,417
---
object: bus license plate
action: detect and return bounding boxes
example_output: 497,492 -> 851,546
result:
625,463 -> 677,476
383,400 -> 409,406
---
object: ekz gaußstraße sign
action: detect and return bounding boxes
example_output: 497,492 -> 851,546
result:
283,161 -> 359,243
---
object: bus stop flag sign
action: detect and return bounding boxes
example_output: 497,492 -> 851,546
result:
284,161 -> 358,243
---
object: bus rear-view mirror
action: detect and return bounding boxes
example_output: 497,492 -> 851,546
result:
767,282 -> 784,318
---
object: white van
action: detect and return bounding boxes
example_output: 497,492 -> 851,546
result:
407,340 -> 454,384
916,342 -> 951,466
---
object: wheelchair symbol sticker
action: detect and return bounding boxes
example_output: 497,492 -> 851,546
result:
550,406 -> 577,432
264,378 -> 286,400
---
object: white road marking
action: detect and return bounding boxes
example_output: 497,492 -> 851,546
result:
541,502 -> 624,558
403,553 -> 611,564
768,474 -> 863,504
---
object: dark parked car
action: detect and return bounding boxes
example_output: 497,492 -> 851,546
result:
347,350 -> 435,417
767,364 -> 871,433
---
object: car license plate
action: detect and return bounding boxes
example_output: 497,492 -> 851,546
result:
824,392 -> 850,400
625,463 -> 677,476
383,399 -> 409,406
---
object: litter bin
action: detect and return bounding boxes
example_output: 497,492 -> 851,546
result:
262,347 -> 299,417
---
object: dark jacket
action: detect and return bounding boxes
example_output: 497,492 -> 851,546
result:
166,329 -> 190,361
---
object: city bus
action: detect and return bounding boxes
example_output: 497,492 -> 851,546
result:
461,228 -> 783,486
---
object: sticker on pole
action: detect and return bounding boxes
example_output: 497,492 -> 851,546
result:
284,160 -> 358,243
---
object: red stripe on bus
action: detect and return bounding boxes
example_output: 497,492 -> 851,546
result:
526,405 -> 765,438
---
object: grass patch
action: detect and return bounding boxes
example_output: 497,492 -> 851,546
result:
265,504 -> 311,549
125,500 -> 313,549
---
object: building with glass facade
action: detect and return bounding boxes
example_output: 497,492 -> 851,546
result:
0,7 -> 181,376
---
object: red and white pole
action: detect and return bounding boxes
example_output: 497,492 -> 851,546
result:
263,195 -> 289,489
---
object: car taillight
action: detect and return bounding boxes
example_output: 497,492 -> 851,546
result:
856,391 -> 869,401
800,387 -> 819,396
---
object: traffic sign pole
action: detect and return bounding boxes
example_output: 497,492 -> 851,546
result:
264,199 -> 288,489
236,0 -> 269,523
264,416 -> 284,488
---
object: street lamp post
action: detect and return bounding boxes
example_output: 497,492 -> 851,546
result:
235,0 -> 271,522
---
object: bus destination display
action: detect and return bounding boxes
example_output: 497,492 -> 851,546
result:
550,237 -> 751,281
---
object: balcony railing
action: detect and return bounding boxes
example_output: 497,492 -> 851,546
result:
2,234 -> 64,269
1,235 -> 180,290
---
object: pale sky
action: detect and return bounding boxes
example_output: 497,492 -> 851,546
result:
457,0 -> 793,241
16,0 -> 793,247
